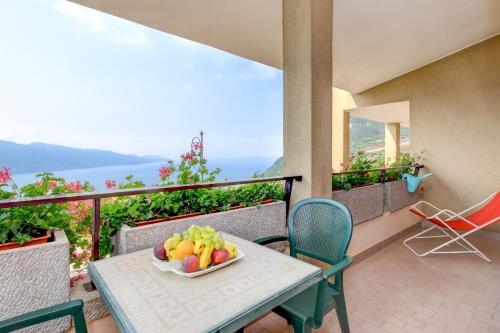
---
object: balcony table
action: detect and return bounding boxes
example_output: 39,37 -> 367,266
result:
88,232 -> 322,333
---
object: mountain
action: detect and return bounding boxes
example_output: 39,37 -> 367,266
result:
264,156 -> 284,177
263,118 -> 410,176
0,140 -> 165,174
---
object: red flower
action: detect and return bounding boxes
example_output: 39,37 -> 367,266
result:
0,166 -> 11,184
105,180 -> 117,190
159,166 -> 173,179
65,181 -> 82,193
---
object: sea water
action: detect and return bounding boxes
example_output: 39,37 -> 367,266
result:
11,157 -> 278,190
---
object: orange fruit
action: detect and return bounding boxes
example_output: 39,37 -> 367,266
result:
175,240 -> 195,260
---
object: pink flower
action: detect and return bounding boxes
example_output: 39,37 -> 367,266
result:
159,166 -> 172,179
105,180 -> 117,190
48,180 -> 57,190
193,142 -> 203,151
145,197 -> 151,204
65,181 -> 82,193
68,200 -> 92,222
181,152 -> 195,161
340,162 -> 352,170
0,166 -> 11,184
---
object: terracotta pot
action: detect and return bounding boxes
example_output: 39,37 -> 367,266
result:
134,201 -> 275,227
134,217 -> 170,227
134,212 -> 204,227
168,212 -> 203,221
229,204 -> 245,210
0,231 -> 51,251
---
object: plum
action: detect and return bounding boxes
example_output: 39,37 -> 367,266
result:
154,241 -> 168,261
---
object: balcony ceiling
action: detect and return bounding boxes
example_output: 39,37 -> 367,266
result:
347,101 -> 410,128
70,0 -> 500,93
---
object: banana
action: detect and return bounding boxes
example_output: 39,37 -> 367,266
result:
194,239 -> 205,255
224,241 -> 238,258
199,244 -> 215,270
168,248 -> 177,261
164,238 -> 175,251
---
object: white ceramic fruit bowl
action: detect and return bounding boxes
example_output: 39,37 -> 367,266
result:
152,249 -> 245,278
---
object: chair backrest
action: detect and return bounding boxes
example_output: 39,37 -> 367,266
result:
467,192 -> 500,226
288,198 -> 353,265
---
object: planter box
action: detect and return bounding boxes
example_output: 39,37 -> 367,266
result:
332,184 -> 384,225
0,232 -> 51,251
0,230 -> 70,333
384,179 -> 422,212
115,201 -> 287,255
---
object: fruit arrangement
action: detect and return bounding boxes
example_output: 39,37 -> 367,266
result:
153,225 -> 238,273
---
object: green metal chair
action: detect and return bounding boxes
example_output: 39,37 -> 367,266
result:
0,299 -> 88,333
255,198 -> 353,333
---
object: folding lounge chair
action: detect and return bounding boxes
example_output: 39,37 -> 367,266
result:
404,192 -> 500,262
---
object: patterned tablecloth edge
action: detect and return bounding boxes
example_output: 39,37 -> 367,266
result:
89,263 -> 137,333
204,268 -> 322,333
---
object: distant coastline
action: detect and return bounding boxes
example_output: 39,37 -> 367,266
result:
0,140 -> 164,174
11,157 -> 278,190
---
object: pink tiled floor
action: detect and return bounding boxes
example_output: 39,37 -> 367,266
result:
77,233 -> 500,333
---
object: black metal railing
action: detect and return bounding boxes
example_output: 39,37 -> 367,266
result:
0,176 -> 302,261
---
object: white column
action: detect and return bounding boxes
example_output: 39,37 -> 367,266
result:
385,122 -> 400,164
332,88 -> 356,170
283,0 -> 333,203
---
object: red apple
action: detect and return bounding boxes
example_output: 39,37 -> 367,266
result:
211,248 -> 230,265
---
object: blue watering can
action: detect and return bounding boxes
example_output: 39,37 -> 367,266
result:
402,173 -> 432,193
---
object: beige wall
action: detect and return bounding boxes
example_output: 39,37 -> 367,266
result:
348,209 -> 420,257
347,35 -> 500,232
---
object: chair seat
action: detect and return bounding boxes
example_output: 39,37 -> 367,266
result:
275,283 -> 338,322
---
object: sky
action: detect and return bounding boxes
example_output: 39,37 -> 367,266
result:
0,0 -> 283,159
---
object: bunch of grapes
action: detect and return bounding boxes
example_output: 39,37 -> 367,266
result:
183,225 -> 225,250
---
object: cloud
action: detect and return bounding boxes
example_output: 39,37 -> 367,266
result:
181,83 -> 195,91
247,61 -> 279,79
52,0 -> 150,46
213,61 -> 281,81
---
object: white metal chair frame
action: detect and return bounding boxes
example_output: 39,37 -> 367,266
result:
403,193 -> 499,263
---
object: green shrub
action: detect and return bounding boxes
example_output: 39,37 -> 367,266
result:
332,150 -> 423,191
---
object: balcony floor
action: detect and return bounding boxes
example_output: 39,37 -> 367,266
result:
76,232 -> 500,333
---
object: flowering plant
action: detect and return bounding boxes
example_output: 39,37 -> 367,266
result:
332,150 -> 382,191
0,172 -> 93,268
332,150 -> 423,191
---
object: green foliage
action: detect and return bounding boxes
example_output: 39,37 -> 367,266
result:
385,151 -> 424,181
119,175 -> 145,189
332,150 -> 423,191
0,173 -> 94,268
97,182 -> 284,258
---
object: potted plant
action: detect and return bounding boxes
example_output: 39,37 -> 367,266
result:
0,169 -> 73,332
332,151 -> 385,225
100,143 -> 285,257
383,152 -> 424,212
